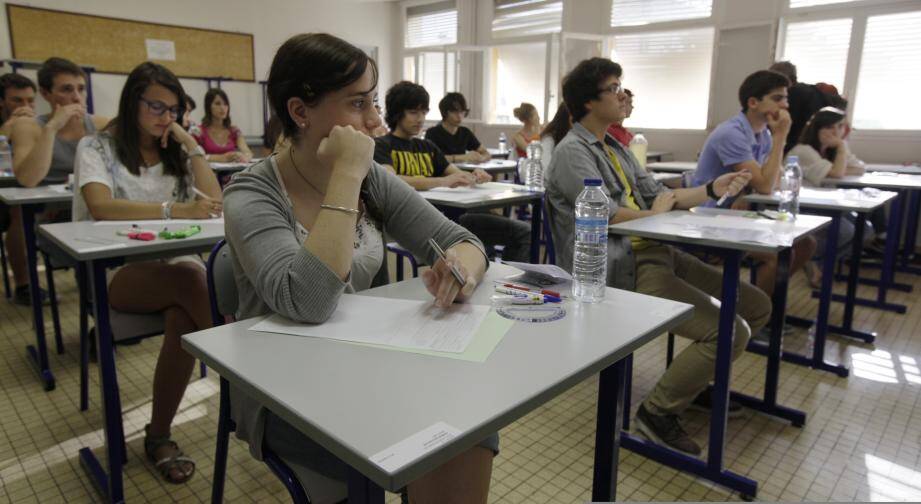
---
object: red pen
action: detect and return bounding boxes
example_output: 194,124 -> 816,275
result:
500,283 -> 561,298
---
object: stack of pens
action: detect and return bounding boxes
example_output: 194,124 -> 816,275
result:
492,283 -> 562,305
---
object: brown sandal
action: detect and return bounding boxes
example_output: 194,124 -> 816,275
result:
144,424 -> 196,484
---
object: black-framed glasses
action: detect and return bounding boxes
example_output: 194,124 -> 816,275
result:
140,97 -> 181,118
598,83 -> 623,96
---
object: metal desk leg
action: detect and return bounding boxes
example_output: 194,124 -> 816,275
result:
592,358 -> 627,502
21,204 -> 54,391
78,259 -> 126,504
749,216 -> 849,377
621,250 -> 757,499
734,248 -> 806,426
530,199 -> 542,264
347,466 -> 384,503
899,189 -> 921,273
827,213 -> 879,342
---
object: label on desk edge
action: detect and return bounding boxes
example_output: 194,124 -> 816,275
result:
369,422 -> 461,473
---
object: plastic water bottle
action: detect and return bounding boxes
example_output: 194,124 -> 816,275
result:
628,133 -> 648,170
778,156 -> 803,220
521,141 -> 543,191
572,179 -> 609,303
0,135 -> 11,175
498,132 -> 508,155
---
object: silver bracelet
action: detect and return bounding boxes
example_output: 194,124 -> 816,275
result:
320,204 -> 359,216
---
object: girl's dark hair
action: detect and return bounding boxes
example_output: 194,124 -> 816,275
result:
267,33 -> 378,139
385,81 -> 429,130
562,58 -> 623,122
798,106 -> 846,161
540,103 -> 571,145
105,62 -> 190,192
202,88 -> 232,128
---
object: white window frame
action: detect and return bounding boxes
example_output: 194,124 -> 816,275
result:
604,3 -> 718,132
779,0 -> 921,136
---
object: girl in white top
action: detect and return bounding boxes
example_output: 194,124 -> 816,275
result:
787,106 -> 865,187
74,62 -> 222,485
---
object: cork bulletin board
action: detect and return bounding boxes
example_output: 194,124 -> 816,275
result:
6,4 -> 255,81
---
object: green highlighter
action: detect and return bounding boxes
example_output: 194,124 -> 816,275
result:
159,225 -> 202,240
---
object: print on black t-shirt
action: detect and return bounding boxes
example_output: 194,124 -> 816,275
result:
373,134 -> 450,178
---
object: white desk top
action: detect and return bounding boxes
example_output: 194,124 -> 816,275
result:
745,187 -> 896,213
455,159 -> 518,173
210,158 -> 265,173
652,172 -> 682,184
37,219 -> 225,261
181,263 -> 693,491
419,182 -> 541,209
608,209 -> 830,253
824,173 -> 921,190
865,163 -> 921,175
0,184 -> 72,205
647,161 -> 696,173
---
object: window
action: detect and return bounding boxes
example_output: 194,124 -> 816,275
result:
403,56 -> 415,81
487,42 -> 547,124
492,0 -> 562,38
418,52 -> 457,121
609,27 -> 714,129
789,0 -> 863,8
610,0 -> 712,27
780,18 -> 852,91
853,11 -> 921,129
405,1 -> 457,48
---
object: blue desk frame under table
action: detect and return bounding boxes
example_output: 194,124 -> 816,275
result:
609,239 -> 803,500
433,189 -> 543,265
19,202 -> 64,391
31,239 -> 218,503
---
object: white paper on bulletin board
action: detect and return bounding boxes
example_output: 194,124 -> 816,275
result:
145,39 -> 176,61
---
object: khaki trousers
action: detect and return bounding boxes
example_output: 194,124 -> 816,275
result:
634,244 -> 772,416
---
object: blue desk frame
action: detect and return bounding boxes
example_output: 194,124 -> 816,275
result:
609,240 -> 804,500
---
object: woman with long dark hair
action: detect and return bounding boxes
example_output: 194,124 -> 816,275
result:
74,61 -> 222,484
789,106 -> 873,286
539,102 -> 571,172
195,88 -> 253,162
223,33 -> 495,503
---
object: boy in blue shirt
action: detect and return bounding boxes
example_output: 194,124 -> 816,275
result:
690,70 -> 816,298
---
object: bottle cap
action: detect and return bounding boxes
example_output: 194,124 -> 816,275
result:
584,178 -> 602,187
787,155 -> 799,163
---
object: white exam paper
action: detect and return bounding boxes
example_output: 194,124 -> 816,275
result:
250,295 -> 487,353
370,422 -> 460,473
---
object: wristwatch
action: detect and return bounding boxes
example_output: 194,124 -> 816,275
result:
706,180 -> 719,200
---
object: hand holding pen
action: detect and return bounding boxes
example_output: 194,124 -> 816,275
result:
423,239 -> 476,308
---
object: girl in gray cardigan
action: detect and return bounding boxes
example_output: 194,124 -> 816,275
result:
223,33 -> 496,503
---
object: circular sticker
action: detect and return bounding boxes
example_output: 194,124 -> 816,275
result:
496,305 -> 566,323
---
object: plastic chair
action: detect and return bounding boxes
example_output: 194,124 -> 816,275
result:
386,242 -> 419,282
207,239 -> 345,504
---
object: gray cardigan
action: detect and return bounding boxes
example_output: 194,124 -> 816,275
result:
544,122 -> 665,291
222,157 -> 487,459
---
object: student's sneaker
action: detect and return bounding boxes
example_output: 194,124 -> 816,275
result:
12,285 -> 49,306
635,404 -> 701,456
689,391 -> 745,418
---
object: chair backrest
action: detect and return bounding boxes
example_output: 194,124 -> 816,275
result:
207,239 -> 239,326
541,194 -> 556,265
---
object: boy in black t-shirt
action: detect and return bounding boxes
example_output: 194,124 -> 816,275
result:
375,82 -> 531,262
424,92 -> 490,164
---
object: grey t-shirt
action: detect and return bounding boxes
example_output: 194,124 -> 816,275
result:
222,156 -> 487,460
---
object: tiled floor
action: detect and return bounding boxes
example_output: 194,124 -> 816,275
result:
2,253 -> 921,502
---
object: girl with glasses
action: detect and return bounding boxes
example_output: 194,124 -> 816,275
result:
74,61 -> 223,485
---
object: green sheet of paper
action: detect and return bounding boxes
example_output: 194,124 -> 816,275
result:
346,309 -> 513,362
